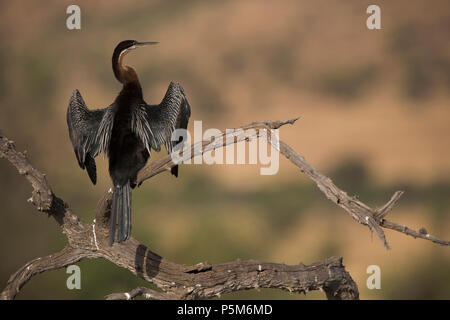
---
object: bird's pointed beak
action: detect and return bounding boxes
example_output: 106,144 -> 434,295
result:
135,41 -> 159,48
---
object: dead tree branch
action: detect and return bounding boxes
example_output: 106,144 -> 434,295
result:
1,246 -> 92,300
1,118 -> 448,300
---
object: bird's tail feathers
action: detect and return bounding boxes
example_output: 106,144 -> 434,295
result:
109,182 -> 132,246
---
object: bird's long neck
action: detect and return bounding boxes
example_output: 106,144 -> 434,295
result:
112,49 -> 143,99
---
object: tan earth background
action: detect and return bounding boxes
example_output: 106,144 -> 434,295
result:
0,0 -> 449,299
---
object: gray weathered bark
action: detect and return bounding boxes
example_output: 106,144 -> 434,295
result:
1,119 -> 447,300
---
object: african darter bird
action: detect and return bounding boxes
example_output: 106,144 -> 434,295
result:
67,40 -> 191,245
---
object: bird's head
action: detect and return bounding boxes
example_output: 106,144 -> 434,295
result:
114,40 -> 159,57
112,40 -> 158,85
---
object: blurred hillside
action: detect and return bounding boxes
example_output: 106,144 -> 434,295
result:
0,0 -> 449,299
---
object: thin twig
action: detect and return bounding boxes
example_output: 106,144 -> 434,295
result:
105,287 -> 175,300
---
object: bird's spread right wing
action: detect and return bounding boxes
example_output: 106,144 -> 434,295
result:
67,89 -> 113,184
144,82 -> 191,155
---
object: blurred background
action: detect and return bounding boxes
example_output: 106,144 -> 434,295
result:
0,0 -> 449,299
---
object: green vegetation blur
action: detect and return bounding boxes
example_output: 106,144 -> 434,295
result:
0,0 -> 449,299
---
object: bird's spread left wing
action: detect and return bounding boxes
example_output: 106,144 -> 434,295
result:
67,89 -> 112,184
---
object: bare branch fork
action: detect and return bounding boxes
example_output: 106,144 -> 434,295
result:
0,118 -> 448,300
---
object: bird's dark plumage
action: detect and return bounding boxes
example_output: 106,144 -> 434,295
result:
67,40 -> 191,245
